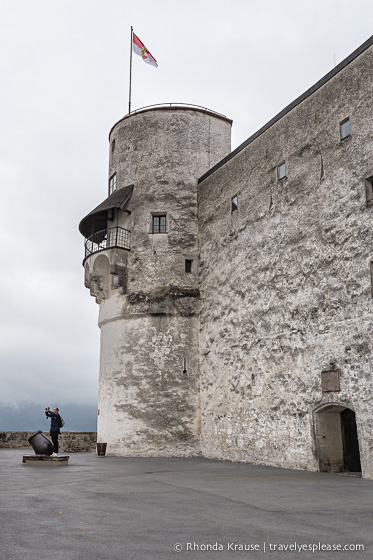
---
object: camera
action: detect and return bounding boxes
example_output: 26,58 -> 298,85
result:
45,407 -> 49,411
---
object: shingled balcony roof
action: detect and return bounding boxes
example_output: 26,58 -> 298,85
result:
79,184 -> 134,238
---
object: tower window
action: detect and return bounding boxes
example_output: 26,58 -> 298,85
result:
277,162 -> 286,181
185,259 -> 193,273
365,176 -> 373,207
111,139 -> 115,153
231,195 -> 238,212
109,173 -> 117,195
152,215 -> 166,234
340,118 -> 351,140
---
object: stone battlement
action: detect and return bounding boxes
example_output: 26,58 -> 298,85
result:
0,431 -> 96,453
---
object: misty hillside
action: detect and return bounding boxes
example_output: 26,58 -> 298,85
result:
0,402 -> 97,431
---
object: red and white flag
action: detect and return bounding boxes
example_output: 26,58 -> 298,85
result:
132,32 -> 158,68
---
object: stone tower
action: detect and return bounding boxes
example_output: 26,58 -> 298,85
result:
79,105 -> 232,456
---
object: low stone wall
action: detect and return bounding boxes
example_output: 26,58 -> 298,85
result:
0,431 -> 97,453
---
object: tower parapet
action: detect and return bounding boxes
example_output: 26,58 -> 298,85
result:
79,104 -> 232,456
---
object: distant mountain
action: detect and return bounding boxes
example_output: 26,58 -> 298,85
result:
0,402 -> 97,432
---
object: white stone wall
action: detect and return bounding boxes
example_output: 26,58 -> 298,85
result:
85,107 -> 232,456
198,46 -> 373,477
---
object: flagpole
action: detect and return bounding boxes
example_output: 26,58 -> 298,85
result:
129,26 -> 133,114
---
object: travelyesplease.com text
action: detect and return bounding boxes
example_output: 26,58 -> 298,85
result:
173,541 -> 365,553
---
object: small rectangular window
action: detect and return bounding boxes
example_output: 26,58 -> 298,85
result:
340,118 -> 351,140
109,173 -> 117,195
231,195 -> 238,212
365,176 -> 373,207
152,215 -> 166,234
185,259 -> 193,273
111,139 -> 115,153
277,162 -> 286,181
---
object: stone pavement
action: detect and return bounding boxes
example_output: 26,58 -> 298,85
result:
0,449 -> 372,560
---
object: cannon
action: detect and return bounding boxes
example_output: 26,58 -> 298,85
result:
28,431 -> 54,455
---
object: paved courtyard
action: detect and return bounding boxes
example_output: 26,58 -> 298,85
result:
0,449 -> 372,560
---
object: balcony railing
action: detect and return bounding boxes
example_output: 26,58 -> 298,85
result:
84,227 -> 130,262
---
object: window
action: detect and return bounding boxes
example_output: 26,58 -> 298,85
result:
231,195 -> 238,212
111,139 -> 115,153
152,215 -> 166,234
109,173 -> 117,195
277,162 -> 286,181
365,176 -> 373,206
185,259 -> 193,273
340,118 -> 351,140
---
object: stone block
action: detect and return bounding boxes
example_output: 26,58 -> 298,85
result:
22,455 -> 69,466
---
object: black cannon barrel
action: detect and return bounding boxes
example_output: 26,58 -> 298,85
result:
28,431 -> 54,455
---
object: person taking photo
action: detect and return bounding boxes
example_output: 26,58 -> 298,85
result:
45,407 -> 62,457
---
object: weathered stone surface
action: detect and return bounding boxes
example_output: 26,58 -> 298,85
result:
0,432 -> 96,452
198,44 -> 373,478
88,107 -> 232,456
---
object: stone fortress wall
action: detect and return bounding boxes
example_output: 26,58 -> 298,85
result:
0,432 -> 97,452
198,39 -> 373,478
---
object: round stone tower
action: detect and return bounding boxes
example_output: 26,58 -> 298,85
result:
79,104 -> 232,456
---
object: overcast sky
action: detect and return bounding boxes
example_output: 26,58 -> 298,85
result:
0,0 -> 371,409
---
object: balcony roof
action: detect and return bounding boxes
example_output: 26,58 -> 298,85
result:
79,184 -> 134,238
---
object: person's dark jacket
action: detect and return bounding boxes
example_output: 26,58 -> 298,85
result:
46,410 -> 61,434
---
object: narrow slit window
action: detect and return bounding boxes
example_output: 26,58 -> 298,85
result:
111,139 -> 115,153
277,162 -> 286,181
109,173 -> 117,195
340,118 -> 351,140
365,176 -> 373,207
152,215 -> 166,234
185,259 -> 193,273
231,195 -> 238,212
371,262 -> 373,299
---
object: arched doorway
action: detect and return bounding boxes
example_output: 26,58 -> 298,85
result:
314,404 -> 361,473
